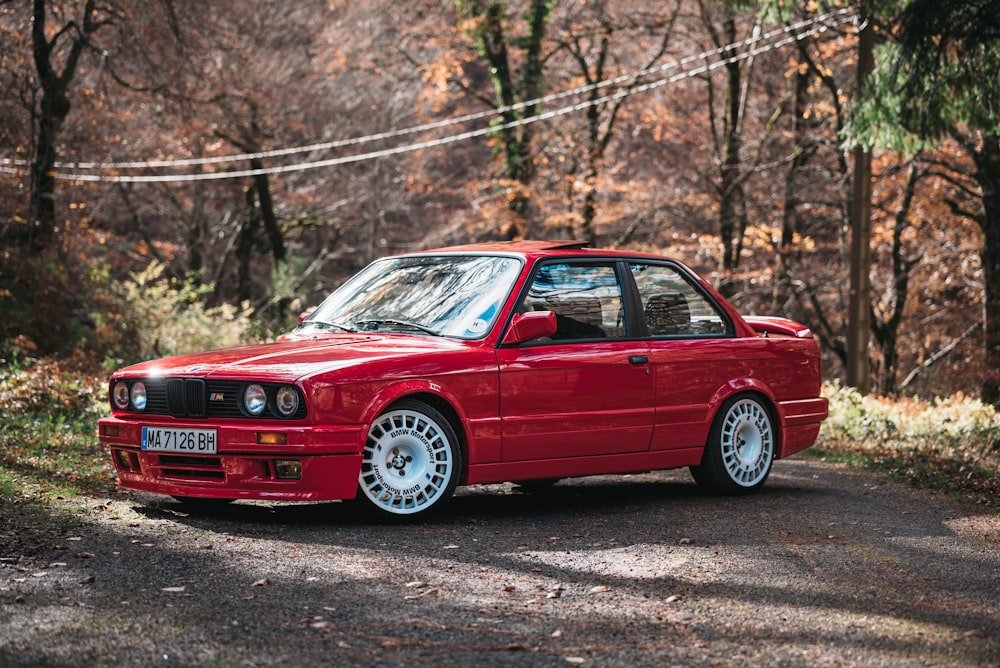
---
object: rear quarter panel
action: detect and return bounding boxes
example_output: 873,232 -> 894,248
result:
649,334 -> 823,456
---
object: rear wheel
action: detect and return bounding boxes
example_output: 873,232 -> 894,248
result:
357,399 -> 461,520
691,394 -> 774,494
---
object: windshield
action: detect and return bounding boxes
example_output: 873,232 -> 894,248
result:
302,254 -> 523,339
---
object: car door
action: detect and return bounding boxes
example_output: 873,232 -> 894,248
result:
628,262 -> 737,451
496,261 -> 655,461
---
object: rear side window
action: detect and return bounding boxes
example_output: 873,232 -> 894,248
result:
518,263 -> 626,340
629,263 -> 729,337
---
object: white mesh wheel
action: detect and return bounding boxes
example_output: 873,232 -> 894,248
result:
691,394 -> 774,494
357,400 -> 460,518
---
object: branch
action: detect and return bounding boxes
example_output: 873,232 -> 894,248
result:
944,198 -> 985,225
899,323 -> 979,390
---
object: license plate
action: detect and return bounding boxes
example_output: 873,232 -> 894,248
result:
141,426 -> 218,454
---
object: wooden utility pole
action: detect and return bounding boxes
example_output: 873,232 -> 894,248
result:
847,8 -> 874,390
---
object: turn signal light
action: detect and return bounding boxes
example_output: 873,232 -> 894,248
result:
102,424 -> 120,437
256,432 -> 287,445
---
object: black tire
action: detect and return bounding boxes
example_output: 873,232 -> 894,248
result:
356,399 -> 462,520
690,394 -> 775,495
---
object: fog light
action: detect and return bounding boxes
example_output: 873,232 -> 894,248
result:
114,449 -> 132,470
274,460 -> 302,480
257,432 -> 287,445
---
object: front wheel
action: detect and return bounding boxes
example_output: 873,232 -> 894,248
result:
691,394 -> 774,495
356,399 -> 462,520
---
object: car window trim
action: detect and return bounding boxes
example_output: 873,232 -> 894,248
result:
625,260 -> 736,339
497,257 -> 637,347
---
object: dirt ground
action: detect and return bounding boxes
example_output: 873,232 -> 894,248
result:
2,456 -> 998,667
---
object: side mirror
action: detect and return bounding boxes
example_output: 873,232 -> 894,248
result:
502,311 -> 557,345
297,308 -> 315,324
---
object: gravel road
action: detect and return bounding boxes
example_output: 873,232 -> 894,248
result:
2,456 -> 998,667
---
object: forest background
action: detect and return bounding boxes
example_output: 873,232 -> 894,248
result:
1,0 -> 1000,508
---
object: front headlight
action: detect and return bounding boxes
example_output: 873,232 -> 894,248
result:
112,381 -> 130,411
275,386 -> 300,417
244,384 -> 267,416
130,382 -> 147,412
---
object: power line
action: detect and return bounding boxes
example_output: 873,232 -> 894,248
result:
0,9 -> 853,183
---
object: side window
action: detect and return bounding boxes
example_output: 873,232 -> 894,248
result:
519,263 -> 625,341
629,263 -> 729,337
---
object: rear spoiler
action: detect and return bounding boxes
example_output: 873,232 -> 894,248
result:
743,316 -> 814,339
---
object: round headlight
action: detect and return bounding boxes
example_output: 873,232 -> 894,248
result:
112,381 -> 130,411
244,384 -> 267,416
130,382 -> 147,412
275,386 -> 300,417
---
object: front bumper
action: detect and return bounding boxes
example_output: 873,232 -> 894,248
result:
99,416 -> 365,501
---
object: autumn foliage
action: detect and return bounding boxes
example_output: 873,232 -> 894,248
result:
0,0 -> 989,401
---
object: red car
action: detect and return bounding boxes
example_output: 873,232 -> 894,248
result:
99,241 -> 828,519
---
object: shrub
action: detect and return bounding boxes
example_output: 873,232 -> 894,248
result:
818,381 -> 1000,503
93,261 -> 259,366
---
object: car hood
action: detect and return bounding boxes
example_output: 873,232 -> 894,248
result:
114,333 -> 473,382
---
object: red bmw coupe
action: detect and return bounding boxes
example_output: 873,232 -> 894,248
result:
99,241 -> 828,519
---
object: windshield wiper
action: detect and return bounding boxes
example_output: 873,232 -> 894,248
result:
301,319 -> 356,333
354,319 -> 442,337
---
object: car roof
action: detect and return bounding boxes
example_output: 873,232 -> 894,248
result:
402,240 -> 677,263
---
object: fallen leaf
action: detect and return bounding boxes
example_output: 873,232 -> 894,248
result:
405,581 -> 428,589
162,586 -> 186,593
310,620 -> 333,630
80,575 -> 96,585
678,537 -> 694,545
337,641 -> 352,649
965,629 -> 988,639
551,629 -> 563,638
564,657 -> 586,665
252,578 -> 270,587
404,587 -> 440,600
75,552 -> 96,559
589,585 -> 609,594
504,585 -> 516,592
30,572 -> 48,578
666,594 -> 683,603
546,590 -> 562,599
442,544 -> 459,550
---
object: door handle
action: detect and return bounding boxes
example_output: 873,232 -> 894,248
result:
628,355 -> 649,366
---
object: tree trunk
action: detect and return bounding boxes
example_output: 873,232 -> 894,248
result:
973,135 -> 1000,406
718,15 -> 744,271
846,4 -> 874,391
237,186 -> 259,304
249,157 -> 285,265
870,159 -> 920,395
463,0 -> 550,221
27,0 -> 97,251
